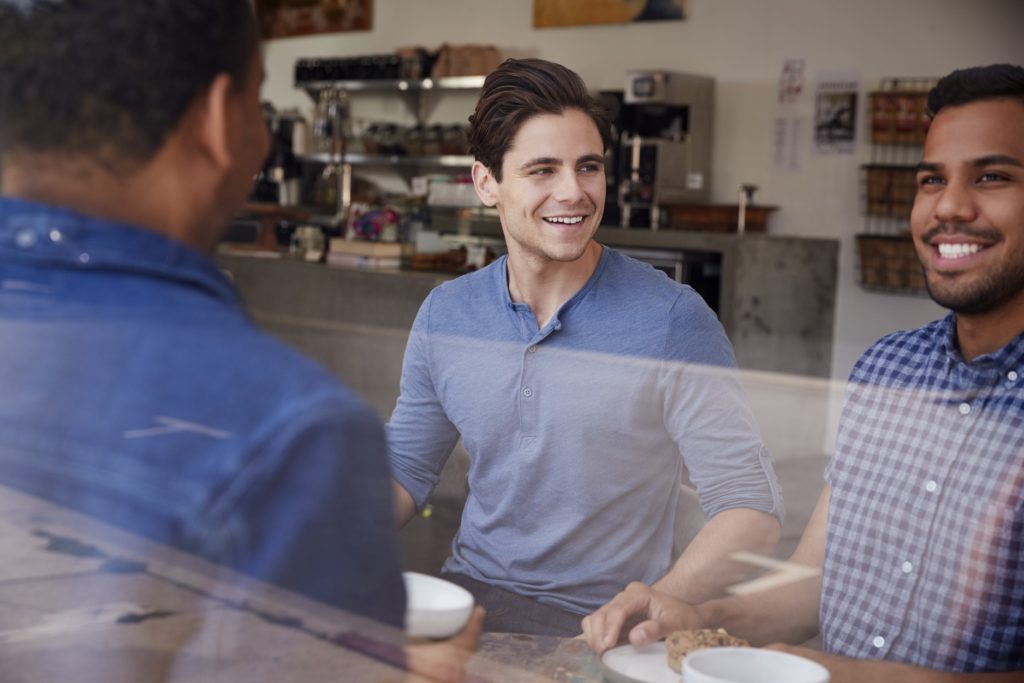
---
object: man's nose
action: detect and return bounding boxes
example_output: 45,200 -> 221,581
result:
932,178 -> 979,225
552,171 -> 585,203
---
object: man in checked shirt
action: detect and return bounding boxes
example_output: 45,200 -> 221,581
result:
582,63 -> 1024,682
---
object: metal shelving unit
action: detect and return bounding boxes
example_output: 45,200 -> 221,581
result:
297,152 -> 473,168
299,76 -> 486,98
295,75 -> 483,223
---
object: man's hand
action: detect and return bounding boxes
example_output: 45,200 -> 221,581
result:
581,582 -> 705,654
405,606 -> 485,682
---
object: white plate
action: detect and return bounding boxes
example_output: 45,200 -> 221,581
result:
601,642 -> 679,683
403,572 -> 474,638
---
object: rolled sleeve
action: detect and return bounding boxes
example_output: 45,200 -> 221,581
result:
385,292 -> 460,510
661,293 -> 785,524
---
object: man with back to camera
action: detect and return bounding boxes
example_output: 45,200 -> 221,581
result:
386,58 -> 785,636
582,64 -> 1024,682
0,2 -> 483,674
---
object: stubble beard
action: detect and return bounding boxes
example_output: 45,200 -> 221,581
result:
924,257 -> 1024,315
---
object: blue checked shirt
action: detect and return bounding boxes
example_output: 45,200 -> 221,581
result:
822,314 -> 1024,673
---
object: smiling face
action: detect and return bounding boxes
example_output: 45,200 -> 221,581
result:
473,108 -> 606,266
911,98 -> 1024,315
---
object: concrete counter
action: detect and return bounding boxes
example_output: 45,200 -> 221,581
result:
220,227 -> 838,379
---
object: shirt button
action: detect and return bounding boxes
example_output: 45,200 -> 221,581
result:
522,387 -> 533,398
1009,370 -> 1019,382
925,480 -> 938,493
79,253 -> 91,264
14,229 -> 37,248
901,561 -> 913,574
958,402 -> 971,416
872,636 -> 886,648
527,346 -> 538,354
49,229 -> 62,242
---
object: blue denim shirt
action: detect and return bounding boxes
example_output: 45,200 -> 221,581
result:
0,197 -> 406,627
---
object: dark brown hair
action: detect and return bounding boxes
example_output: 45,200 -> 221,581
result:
928,63 -> 1024,116
468,58 -> 612,181
0,0 -> 260,172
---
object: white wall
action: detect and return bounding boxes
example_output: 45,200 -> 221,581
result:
260,0 -> 1024,380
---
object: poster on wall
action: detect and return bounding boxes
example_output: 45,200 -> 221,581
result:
534,0 -> 686,28
813,70 -> 860,155
256,0 -> 372,40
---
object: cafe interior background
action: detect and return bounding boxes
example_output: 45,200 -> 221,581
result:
0,1 -> 1021,677
220,0 -> 1024,570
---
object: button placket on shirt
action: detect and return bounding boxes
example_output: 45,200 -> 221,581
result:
879,376 -> 984,658
872,386 -> 972,658
519,336 -> 543,448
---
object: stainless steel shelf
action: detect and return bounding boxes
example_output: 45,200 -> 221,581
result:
297,153 -> 473,168
300,76 -> 486,96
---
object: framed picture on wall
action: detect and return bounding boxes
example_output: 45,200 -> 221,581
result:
256,0 -> 372,40
534,0 -> 686,28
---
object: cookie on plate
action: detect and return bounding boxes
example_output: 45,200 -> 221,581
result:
665,628 -> 750,672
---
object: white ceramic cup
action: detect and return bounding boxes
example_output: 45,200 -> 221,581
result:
403,572 -> 474,639
683,647 -> 830,683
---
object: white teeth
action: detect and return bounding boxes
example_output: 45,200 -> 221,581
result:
937,243 -> 983,259
545,216 -> 584,225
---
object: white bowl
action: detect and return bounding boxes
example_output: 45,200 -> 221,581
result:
403,572 -> 474,638
683,647 -> 830,683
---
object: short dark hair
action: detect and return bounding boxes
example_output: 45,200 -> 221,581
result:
0,0 -> 260,173
468,58 -> 612,182
928,63 -> 1024,116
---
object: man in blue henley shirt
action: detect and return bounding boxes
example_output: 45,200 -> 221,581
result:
387,58 -> 784,636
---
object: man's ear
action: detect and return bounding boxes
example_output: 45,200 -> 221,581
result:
471,160 -> 499,207
194,73 -> 235,171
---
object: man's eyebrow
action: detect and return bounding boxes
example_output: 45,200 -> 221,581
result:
577,153 -> 605,165
971,154 -> 1023,168
916,155 -> 1024,173
518,157 -> 562,170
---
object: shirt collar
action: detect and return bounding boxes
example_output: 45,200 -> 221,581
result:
496,245 -> 610,315
0,196 -> 241,309
940,310 -> 1024,375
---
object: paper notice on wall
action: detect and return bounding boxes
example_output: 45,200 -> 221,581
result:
773,59 -> 807,173
778,59 -> 806,105
813,70 -> 860,155
773,115 -> 805,173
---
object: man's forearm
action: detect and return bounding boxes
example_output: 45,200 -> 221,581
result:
770,645 -> 1024,683
652,508 -> 780,602
695,571 -> 822,646
392,479 -> 417,528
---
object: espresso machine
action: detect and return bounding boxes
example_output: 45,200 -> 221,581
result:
603,70 -> 714,228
